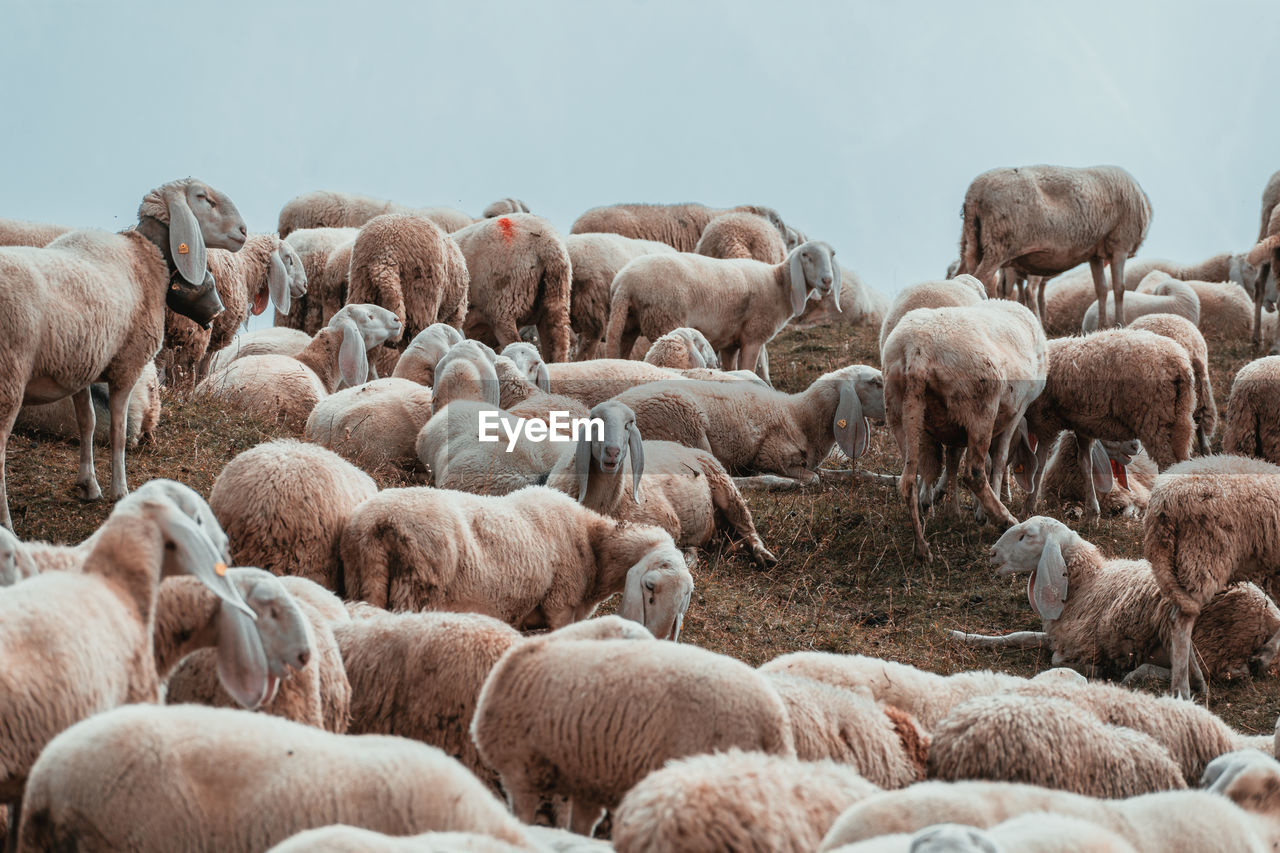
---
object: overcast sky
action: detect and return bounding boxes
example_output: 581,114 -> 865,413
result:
3,0 -> 1275,303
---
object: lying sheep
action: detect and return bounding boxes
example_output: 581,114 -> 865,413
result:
0,178 -> 245,528
19,704 -> 533,851
547,359 -> 686,407
1081,277 -> 1200,332
956,165 -> 1152,329
305,378 -> 435,473
1042,271 -> 1105,335
1146,454 -> 1280,698
334,609 -> 521,794
606,240 -> 840,378
266,826 -> 530,853
453,214 -> 573,362
878,275 -> 987,354
277,190 -> 473,236
340,485 -> 694,637
564,233 -> 677,360
1222,356 -> 1280,463
1022,329 -> 1195,519
793,265 -> 889,330
482,198 -> 530,218
929,693 -> 1185,797
472,630 -> 795,836
1035,434 -> 1155,517
14,360 -> 160,449
613,750 -> 879,853
882,300 -> 1047,561
0,217 -> 72,248
1132,270 -> 1260,341
951,516 -> 1280,684
210,439 -> 378,593
207,326 -> 314,375
570,201 -> 787,252
642,327 -> 719,369
392,322 -> 465,385
415,401 -> 563,494
1127,313 -> 1217,454
764,673 -> 928,788
849,815 -> 1140,853
1121,251 -> 1258,292
347,213 -> 470,376
694,210 -> 788,263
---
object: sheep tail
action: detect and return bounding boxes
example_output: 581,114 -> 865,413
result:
341,523 -> 392,609
883,705 -> 930,781
1169,364 -> 1195,464
539,247 -> 573,362
604,288 -> 631,359
1143,506 -> 1202,618
897,362 -> 929,500
959,204 -> 981,275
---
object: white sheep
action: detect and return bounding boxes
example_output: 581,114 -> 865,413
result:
391,322 -> 465,385
1222,356 -> 1280,463
278,226 -> 360,333
642,327 -> 720,369
881,300 -> 1047,560
431,340 -> 502,411
277,190 -> 473,236
472,628 -> 795,836
14,360 -> 161,449
0,178 -> 246,528
1034,434 -> 1155,518
564,233 -> 677,360
606,240 -> 840,378
694,210 -> 788,263
18,704 -> 533,851
305,378 -> 435,474
415,401 -> 563,494
0,217 -> 72,248
570,201 -> 787,252
546,359 -> 687,407
482,198 -> 530,218
1126,312 -> 1217,454
877,275 -> 987,354
1081,277 -> 1200,332
793,265 -> 890,330
827,814 -> 1143,853
339,485 -> 693,637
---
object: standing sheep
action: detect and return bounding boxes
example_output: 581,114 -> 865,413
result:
956,165 -> 1152,329
277,190 -> 472,236
344,213 -> 469,376
564,233 -> 676,360
482,198 -> 530,218
472,631 -> 795,836
1081,277 -> 1201,332
15,360 -> 161,449
0,178 -> 245,528
454,213 -> 573,363
209,439 -> 378,594
694,211 -> 788,263
1127,313 -> 1216,454
642,327 -> 719,369
1222,356 -> 1280,463
878,275 -> 987,354
279,226 -> 359,333
0,217 -> 72,248
570,202 -> 786,252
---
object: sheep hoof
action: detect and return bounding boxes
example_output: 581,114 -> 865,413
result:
76,479 -> 103,501
752,546 -> 779,569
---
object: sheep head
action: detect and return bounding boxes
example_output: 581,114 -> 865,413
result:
786,241 -> 840,316
989,515 -> 1072,620
217,568 -> 314,711
501,342 -> 550,392
619,543 -> 693,642
576,401 -> 644,505
330,303 -> 404,351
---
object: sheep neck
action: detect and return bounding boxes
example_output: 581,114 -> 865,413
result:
152,579 -> 222,678
134,214 -> 180,282
295,328 -> 342,392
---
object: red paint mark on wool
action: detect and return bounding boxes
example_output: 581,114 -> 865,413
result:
497,217 -> 516,245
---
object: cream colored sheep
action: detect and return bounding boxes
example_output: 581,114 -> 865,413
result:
454,213 -> 573,362
1081,277 -> 1200,332
1034,434 -> 1155,518
1127,312 -> 1217,453
613,750 -> 879,853
346,212 -> 470,376
209,439 -> 377,593
570,201 -> 787,252
878,275 -> 987,356
266,826 -> 529,853
642,327 -> 720,369
14,360 -> 160,449
0,217 -> 71,248
339,485 -> 693,638
279,226 -> 359,333
694,210 -> 788,263
881,300 -> 1047,561
415,401 -> 562,494
1120,252 -> 1257,292
494,354 -> 588,423
606,240 -> 840,378
1222,356 -> 1280,463
19,704 -> 533,851
277,190 -> 473,236
482,198 -> 530,218
391,322 -> 465,385
0,178 -> 246,528
472,630 -> 795,836
564,233 -> 677,360
207,326 -> 314,374
431,339 -> 501,411
792,265 -> 888,329
305,378 -> 435,473
546,359 -> 686,407
957,165 -> 1152,329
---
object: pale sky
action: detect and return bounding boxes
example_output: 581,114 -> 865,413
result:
3,0 -> 1275,303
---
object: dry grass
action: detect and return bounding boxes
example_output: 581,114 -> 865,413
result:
8,322 -> 1279,733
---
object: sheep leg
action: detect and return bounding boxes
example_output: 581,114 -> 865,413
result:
492,319 -> 523,350
1170,607 -> 1197,700
941,446 -> 961,516
6,794 -> 20,853
106,383 -> 131,501
1251,625 -> 1280,676
947,629 -> 1048,649
1254,261 -> 1271,354
1110,252 -> 1128,328
1120,663 -> 1172,686
738,341 -> 766,383
1024,436 -> 1053,517
962,416 -> 1016,530
72,387 -> 103,501
569,798 -> 605,837
704,461 -> 776,567
1076,437 -> 1101,519
720,347 -> 740,372
1034,277 -> 1047,325
1088,257 -> 1111,329
733,474 -> 812,491
988,424 -> 1017,503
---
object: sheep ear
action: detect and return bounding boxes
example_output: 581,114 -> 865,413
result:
628,422 -> 645,504
574,436 -> 593,505
535,361 -> 551,393
619,562 -> 646,626
835,381 -> 869,459
216,600 -> 273,710
338,319 -> 369,387
830,254 -> 843,313
1010,423 -> 1037,493
788,250 -> 807,316
164,186 -> 207,286
153,501 -> 254,618
1089,440 -> 1114,494
1032,536 -> 1068,620
267,249 -> 291,317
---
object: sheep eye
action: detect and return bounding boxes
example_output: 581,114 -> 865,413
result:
644,580 -> 656,592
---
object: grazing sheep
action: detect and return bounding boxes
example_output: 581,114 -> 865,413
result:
346,213 -> 470,376
881,300 -> 1047,561
613,364 -> 884,484
0,482 -> 253,828
1034,434 -> 1155,517
14,360 -> 160,449
694,210 -> 788,263
340,485 -> 694,637
928,693 -> 1185,797
1022,330 -> 1195,519
547,359 -> 685,407
1081,277 -> 1200,332
19,704 -> 533,852
1222,356 -> 1280,463
606,240 -> 840,378
392,322 -> 465,385
432,339 -> 501,410
564,233 -> 677,360
956,164 -> 1152,329
0,178 -> 245,529
794,265 -> 890,329
482,198 -> 530,218
334,610 -> 521,794
613,750 -> 879,853
207,326 -> 314,374
1136,270 -> 1274,344
570,202 -> 787,252
305,378 -> 435,473
1146,454 -> 1280,698
764,673 -> 928,788
878,274 -> 987,355
1042,271 -> 1105,335
415,401 -> 563,495
454,214 -> 573,362
472,631 -> 795,836
642,327 -> 720,369
279,226 -> 359,333
277,190 -> 473,236
1127,313 -> 1217,453
0,217 -> 71,248
210,439 -> 377,593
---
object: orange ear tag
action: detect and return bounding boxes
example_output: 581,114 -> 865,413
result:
178,243 -> 189,255
215,562 -> 227,577
836,419 -> 848,429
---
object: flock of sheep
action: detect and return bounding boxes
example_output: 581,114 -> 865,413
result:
0,164 -> 1280,852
